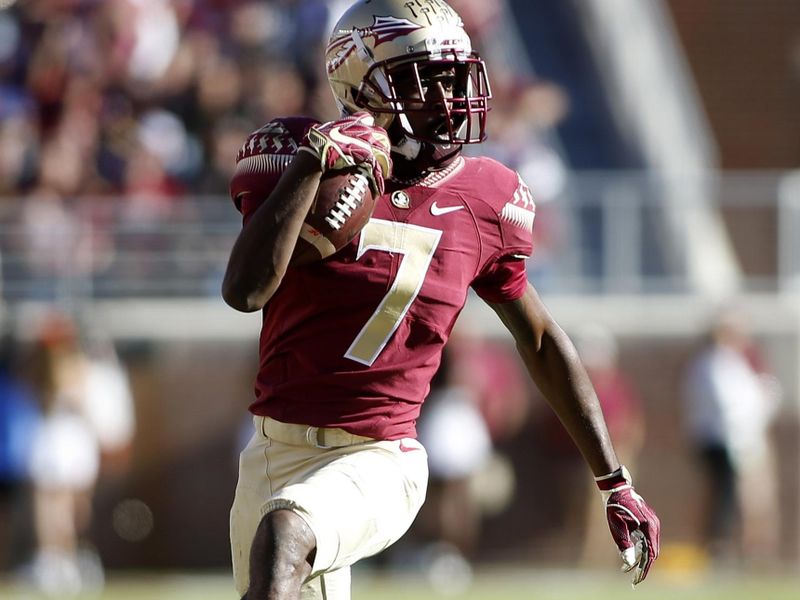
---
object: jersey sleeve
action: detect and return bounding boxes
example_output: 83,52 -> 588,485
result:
229,116 -> 320,224
470,161 -> 536,304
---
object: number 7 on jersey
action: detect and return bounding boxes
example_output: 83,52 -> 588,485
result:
345,220 -> 442,366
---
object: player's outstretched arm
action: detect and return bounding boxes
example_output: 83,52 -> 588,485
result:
488,283 -> 660,584
222,151 -> 322,312
489,283 -> 617,474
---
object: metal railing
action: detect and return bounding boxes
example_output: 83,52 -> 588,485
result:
1,171 -> 798,302
533,170 -> 799,295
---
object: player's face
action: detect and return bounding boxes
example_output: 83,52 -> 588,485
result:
392,63 -> 462,143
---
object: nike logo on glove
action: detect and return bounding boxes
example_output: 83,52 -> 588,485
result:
329,126 -> 374,155
430,202 -> 465,216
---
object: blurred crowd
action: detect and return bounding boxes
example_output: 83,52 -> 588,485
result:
0,0 -> 343,203
0,0 -> 352,298
0,0 -> 571,299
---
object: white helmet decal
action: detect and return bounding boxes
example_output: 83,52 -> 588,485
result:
327,17 -> 424,74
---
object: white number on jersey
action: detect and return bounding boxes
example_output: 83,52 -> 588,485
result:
345,220 -> 442,366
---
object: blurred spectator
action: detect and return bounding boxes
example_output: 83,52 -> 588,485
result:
410,330 -> 529,591
16,189 -> 85,299
683,306 -> 781,565
18,311 -> 135,596
22,312 -> 101,596
414,349 -> 492,587
447,324 -> 531,444
195,116 -> 255,195
0,328 -> 40,573
0,105 -> 39,197
80,323 -> 136,476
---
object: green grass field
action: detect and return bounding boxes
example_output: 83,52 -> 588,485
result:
1,569 -> 798,600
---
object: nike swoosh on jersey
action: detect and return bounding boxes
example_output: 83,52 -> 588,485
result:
430,202 -> 465,216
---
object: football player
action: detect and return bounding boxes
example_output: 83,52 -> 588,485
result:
222,1 -> 660,598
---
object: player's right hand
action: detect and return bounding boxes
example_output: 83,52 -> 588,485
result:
299,112 -> 392,195
596,465 -> 660,586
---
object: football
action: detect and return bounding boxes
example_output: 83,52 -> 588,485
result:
290,167 -> 377,266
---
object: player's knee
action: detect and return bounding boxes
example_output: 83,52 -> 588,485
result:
251,509 -> 316,581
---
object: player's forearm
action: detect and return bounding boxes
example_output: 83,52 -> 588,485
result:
518,323 -> 619,476
490,287 -> 619,476
222,153 -> 322,312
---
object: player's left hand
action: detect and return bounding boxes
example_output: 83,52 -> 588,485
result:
596,465 -> 660,586
300,112 -> 392,195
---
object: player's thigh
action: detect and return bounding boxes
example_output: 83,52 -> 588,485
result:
273,438 -> 429,573
231,430 -> 338,593
231,433 -> 428,593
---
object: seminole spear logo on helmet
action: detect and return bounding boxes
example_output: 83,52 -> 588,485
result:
326,16 -> 424,74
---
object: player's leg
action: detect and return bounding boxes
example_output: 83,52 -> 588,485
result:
269,437 -> 429,575
231,418 -> 428,599
230,421 -> 279,597
245,509 -> 316,599
231,424 -> 349,599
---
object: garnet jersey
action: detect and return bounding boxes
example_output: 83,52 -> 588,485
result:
231,117 -> 536,440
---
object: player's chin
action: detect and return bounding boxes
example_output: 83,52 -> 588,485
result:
429,118 -> 451,141
408,113 -> 449,141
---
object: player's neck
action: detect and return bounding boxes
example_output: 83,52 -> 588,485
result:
390,145 -> 461,184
